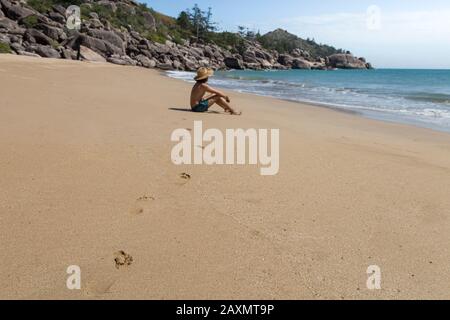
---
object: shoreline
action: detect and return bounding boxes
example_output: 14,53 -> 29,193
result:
165,69 -> 450,134
1,55 -> 450,299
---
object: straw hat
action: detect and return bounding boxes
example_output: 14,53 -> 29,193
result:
194,67 -> 214,81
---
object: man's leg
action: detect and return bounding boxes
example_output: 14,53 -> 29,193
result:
208,96 -> 241,115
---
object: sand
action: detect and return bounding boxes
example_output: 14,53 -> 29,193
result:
1,54 -> 450,300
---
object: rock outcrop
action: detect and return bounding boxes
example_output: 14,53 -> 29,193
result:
0,0 -> 373,71
327,54 -> 372,69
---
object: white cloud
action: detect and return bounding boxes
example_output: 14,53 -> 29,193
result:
279,9 -> 450,68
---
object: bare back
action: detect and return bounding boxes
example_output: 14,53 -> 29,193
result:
190,83 -> 208,107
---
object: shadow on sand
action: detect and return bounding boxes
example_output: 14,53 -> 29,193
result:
169,108 -> 221,114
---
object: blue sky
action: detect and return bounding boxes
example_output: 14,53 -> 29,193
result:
142,0 -> 450,69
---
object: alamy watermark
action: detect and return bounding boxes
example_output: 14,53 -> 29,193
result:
171,121 -> 280,176
65,5 -> 81,31
66,265 -> 81,290
366,5 -> 382,31
366,265 -> 382,290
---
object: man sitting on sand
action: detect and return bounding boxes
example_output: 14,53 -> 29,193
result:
191,67 -> 241,115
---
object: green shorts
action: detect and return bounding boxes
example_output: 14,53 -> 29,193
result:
192,100 -> 209,113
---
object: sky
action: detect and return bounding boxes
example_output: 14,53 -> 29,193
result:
142,0 -> 450,69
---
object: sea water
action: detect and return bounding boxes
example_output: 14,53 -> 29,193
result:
167,69 -> 450,133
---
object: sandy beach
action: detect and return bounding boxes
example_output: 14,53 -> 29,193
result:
1,54 -> 450,300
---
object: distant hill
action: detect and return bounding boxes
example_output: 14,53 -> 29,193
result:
259,28 -> 345,59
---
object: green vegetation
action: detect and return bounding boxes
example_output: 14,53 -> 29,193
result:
81,3 -> 146,31
172,5 -> 248,51
27,0 -> 84,13
208,32 -> 241,48
176,5 -> 216,41
78,3 -> 171,44
258,29 -> 344,58
148,10 -> 181,44
21,15 -> 39,29
25,1 -> 346,57
0,42 -> 12,54
50,40 -> 60,49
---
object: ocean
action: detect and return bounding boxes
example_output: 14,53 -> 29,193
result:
167,69 -> 450,133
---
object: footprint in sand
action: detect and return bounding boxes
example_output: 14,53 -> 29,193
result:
114,251 -> 133,269
137,195 -> 155,201
129,195 -> 155,215
179,172 -> 191,182
175,172 -> 192,186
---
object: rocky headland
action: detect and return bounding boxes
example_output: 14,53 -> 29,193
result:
0,0 -> 373,71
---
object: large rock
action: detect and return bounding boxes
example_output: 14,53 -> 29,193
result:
291,48 -> 302,58
60,47 -> 75,59
0,32 -> 10,44
138,48 -> 152,59
272,63 -> 288,70
259,59 -> 273,69
79,45 -> 106,62
9,41 -> 23,53
186,46 -> 203,59
327,54 -> 368,69
243,50 -> 258,64
291,48 -> 311,60
37,23 -> 65,41
224,56 -> 244,70
151,42 -> 171,55
51,4 -> 66,17
211,48 -> 224,60
244,62 -> 262,70
3,2 -> 35,20
106,56 -> 129,66
129,30 -> 142,41
0,16 -> 12,30
24,28 -> 54,46
134,54 -> 155,68
126,43 -> 139,55
78,34 -> 108,56
29,45 -> 61,58
278,54 -> 293,66
203,46 -> 216,59
156,62 -> 174,70
17,50 -> 40,57
88,18 -> 104,29
197,58 -> 210,68
142,11 -> 156,31
87,29 -> 125,53
180,56 -> 198,71
107,55 -> 136,66
292,58 -> 311,70
48,11 -> 65,24
254,49 -> 273,61
79,34 -> 123,56
0,0 -> 10,10
172,59 -> 183,70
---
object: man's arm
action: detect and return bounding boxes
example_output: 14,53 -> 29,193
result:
203,84 -> 230,102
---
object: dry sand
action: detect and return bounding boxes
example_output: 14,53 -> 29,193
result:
1,55 -> 450,300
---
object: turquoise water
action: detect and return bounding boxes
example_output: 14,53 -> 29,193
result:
168,69 -> 450,132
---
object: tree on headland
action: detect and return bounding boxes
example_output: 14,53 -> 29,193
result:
237,26 -> 258,40
237,26 -> 246,38
176,11 -> 192,30
177,4 -> 217,42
